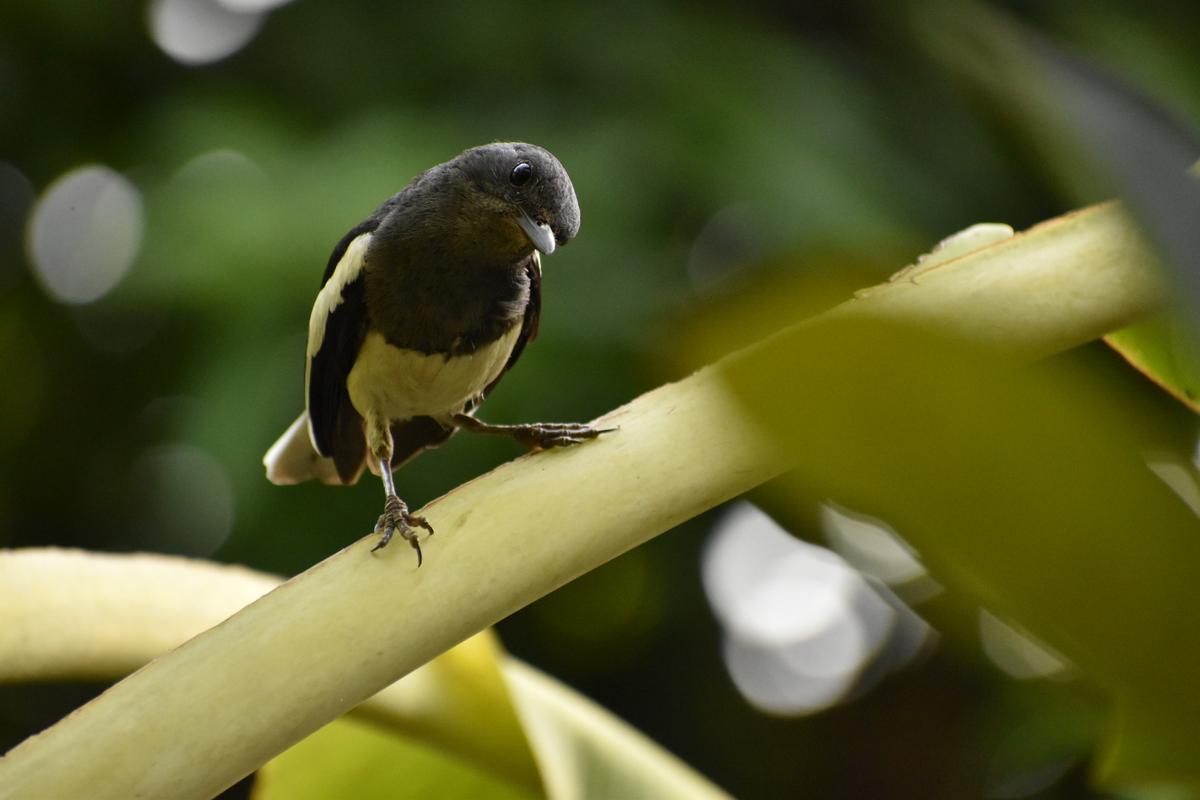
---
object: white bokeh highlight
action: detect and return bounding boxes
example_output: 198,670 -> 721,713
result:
172,147 -> 268,187
149,0 -> 265,65
216,0 -> 294,12
27,165 -> 144,304
1145,452 -> 1200,517
978,609 -> 1069,680
820,501 -> 929,587
704,502 -> 930,715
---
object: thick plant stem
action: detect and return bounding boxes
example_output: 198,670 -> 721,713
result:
840,203 -> 1166,358
0,359 -> 781,799
0,201 -> 1167,799
0,549 -> 542,793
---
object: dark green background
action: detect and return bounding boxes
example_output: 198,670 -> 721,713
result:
2,2 -> 1199,797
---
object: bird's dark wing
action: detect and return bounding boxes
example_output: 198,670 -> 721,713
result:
482,251 -> 542,399
306,218 -> 380,481
390,416 -> 455,469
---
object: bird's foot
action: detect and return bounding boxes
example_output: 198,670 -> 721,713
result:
451,413 -> 615,451
512,422 -> 615,450
373,495 -> 434,565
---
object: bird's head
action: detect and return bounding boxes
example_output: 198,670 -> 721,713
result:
454,142 -> 580,256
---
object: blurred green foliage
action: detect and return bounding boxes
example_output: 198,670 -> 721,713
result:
3,1 -> 1200,798
1106,316 -> 1200,413
256,717 -> 535,800
724,315 -> 1200,788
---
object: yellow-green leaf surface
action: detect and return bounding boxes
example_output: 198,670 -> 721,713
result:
726,321 -> 1200,790
257,661 -> 728,800
503,659 -> 728,800
254,717 -> 535,800
0,548 -> 539,793
1105,314 -> 1200,413
713,209 -> 1200,791
0,549 -> 731,800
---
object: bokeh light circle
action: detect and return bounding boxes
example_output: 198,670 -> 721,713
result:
131,443 -> 236,557
27,165 -> 144,305
703,503 -> 926,715
148,0 -> 265,66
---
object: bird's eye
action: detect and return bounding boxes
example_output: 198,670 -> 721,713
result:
510,162 -> 533,187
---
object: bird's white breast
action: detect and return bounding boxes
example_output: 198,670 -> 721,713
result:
346,324 -> 522,424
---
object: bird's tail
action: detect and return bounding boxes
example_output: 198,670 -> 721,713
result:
263,412 -> 344,485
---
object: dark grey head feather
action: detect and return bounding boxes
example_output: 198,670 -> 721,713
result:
453,142 -> 581,246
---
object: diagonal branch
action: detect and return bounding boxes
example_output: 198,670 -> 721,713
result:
0,201 -> 1167,799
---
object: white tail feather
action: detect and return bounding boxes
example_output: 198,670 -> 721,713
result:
263,412 -> 343,485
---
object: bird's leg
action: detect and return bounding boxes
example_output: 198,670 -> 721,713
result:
368,418 -> 433,564
452,413 -> 614,450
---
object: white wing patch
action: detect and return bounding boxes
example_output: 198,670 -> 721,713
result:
307,232 -> 372,360
305,232 -> 372,449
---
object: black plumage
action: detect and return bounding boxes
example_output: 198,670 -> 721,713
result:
264,142 -> 605,564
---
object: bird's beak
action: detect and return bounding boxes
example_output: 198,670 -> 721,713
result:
517,210 -> 556,255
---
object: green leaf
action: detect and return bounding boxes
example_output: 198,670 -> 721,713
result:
680,200 -> 1196,793
503,660 -> 730,800
253,717 -> 536,800
723,311 -> 1200,792
259,657 -> 736,800
1105,314 -> 1200,413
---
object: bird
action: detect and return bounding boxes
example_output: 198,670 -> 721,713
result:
263,142 -> 609,565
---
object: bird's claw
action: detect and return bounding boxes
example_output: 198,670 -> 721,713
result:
519,422 -> 615,450
373,495 -> 433,565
